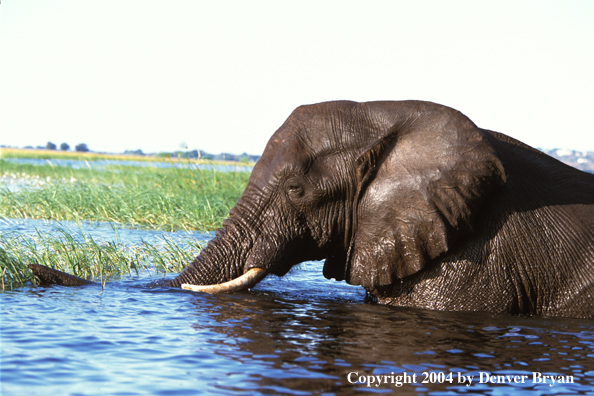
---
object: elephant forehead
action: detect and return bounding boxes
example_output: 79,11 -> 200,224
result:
289,101 -> 383,148
251,131 -> 312,182
258,115 -> 349,173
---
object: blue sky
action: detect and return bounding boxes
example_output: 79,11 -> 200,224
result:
1,0 -> 593,155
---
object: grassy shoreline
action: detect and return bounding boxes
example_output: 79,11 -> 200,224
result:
0,158 -> 250,289
0,159 -> 249,231
0,147 -> 256,166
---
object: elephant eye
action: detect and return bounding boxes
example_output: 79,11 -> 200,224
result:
287,183 -> 304,197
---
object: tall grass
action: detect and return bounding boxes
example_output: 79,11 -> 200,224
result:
0,228 -> 203,290
0,160 -> 250,231
0,158 -> 251,289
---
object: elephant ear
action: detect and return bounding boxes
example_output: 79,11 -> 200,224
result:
342,110 -> 506,287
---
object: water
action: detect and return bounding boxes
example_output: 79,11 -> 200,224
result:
0,218 -> 213,246
4,158 -> 253,173
2,220 -> 594,395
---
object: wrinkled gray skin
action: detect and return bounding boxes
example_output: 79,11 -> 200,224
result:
33,101 -> 594,318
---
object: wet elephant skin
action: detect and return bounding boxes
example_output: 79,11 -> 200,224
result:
30,100 -> 594,318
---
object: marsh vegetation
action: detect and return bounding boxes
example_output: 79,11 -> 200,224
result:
0,151 -> 250,289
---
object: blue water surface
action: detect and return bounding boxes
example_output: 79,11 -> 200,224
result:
2,220 -> 594,395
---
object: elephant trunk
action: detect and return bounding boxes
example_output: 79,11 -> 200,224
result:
29,264 -> 96,286
165,203 -> 268,292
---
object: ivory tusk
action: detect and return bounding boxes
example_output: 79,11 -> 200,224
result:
181,268 -> 267,294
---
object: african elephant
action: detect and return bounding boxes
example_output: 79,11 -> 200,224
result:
31,100 -> 594,318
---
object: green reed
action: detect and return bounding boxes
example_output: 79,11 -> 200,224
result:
0,158 -> 250,289
0,227 -> 204,290
0,160 -> 250,232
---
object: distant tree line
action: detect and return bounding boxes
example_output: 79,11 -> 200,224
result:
21,142 -> 261,163
124,149 -> 145,156
44,142 -> 89,152
20,143 -> 259,163
162,150 -> 260,163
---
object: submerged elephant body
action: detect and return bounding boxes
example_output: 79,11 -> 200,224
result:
31,101 -> 594,318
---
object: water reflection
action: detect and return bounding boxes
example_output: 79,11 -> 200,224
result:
4,264 -> 594,395
182,268 -> 594,394
2,218 -> 594,395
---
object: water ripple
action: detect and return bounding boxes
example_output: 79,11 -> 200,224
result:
2,225 -> 594,395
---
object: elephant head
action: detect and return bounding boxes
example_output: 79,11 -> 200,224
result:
168,100 -> 506,292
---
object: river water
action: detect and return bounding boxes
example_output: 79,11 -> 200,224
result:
2,219 -> 594,395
